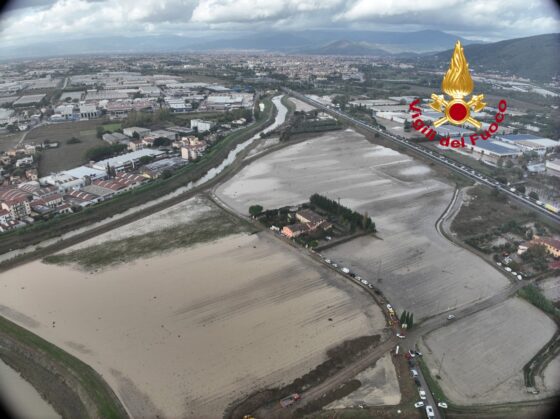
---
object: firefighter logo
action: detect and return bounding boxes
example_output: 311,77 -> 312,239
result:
429,41 -> 486,129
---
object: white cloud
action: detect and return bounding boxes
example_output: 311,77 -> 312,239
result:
191,0 -> 343,24
0,0 -> 558,45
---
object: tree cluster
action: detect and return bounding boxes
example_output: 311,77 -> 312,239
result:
310,194 -> 375,232
248,205 -> 263,217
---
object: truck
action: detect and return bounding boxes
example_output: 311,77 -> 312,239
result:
545,204 -> 559,214
280,393 -> 301,408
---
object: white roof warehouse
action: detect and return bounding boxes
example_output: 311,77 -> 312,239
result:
92,149 -> 164,172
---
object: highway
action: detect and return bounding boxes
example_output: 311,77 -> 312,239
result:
282,88 -> 560,226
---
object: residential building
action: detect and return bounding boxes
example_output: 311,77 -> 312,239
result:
181,147 -> 199,161
530,236 -> 560,257
190,119 -> 215,132
0,187 -> 31,219
296,209 -> 325,226
0,209 -> 12,224
282,223 -> 309,238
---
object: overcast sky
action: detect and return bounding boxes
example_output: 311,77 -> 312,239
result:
0,0 -> 559,46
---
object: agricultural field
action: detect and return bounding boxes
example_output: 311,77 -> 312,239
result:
0,196 -> 387,418
0,132 -> 24,152
325,353 -> 401,409
216,129 -> 510,319
23,119 -> 109,175
421,297 -> 557,404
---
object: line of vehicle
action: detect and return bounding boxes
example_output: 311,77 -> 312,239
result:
282,88 -> 560,226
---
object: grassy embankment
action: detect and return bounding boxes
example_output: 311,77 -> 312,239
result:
517,285 -> 560,388
0,95 -> 276,255
44,202 -> 253,270
281,95 -> 296,115
0,315 -> 128,419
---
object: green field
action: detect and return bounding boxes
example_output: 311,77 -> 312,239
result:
23,119 -> 108,175
102,123 -> 122,131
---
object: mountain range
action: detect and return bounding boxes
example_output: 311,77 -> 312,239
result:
0,29 -> 475,59
1,30 -> 558,81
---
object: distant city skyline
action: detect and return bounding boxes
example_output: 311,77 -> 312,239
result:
0,0 -> 559,47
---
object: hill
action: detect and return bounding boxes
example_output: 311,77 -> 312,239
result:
429,33 -> 560,81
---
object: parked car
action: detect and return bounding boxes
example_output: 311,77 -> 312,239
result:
410,369 -> 418,377
438,402 -> 448,409
396,333 -> 406,339
447,314 -> 456,320
325,259 -> 331,264
414,401 -> 424,408
419,389 -> 427,400
368,284 -> 373,289
426,405 -> 435,418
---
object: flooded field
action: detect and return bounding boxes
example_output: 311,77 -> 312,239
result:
0,360 -> 60,419
324,353 -> 400,409
421,298 -> 557,403
0,229 -> 386,418
216,129 -> 509,319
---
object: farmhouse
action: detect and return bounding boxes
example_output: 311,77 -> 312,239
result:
530,237 -> 560,257
282,209 -> 332,239
282,223 -> 309,238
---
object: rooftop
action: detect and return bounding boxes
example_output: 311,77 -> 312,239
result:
471,140 -> 522,155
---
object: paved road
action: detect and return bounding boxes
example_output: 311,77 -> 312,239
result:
282,88 -> 560,226
207,114 -> 543,418
415,363 -> 441,419
209,185 -> 534,419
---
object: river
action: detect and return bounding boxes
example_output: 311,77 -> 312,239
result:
0,95 -> 288,264
0,360 -> 60,419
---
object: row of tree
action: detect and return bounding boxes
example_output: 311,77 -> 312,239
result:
399,310 -> 414,329
310,193 -> 375,232
85,143 -> 127,162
